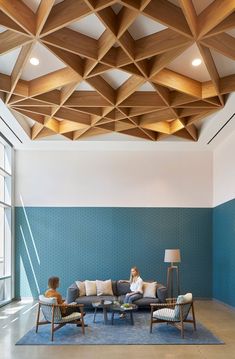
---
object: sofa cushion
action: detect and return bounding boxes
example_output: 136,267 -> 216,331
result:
96,279 -> 113,296
75,295 -> 117,306
134,297 -> 160,306
118,295 -> 160,306
85,280 -> 97,296
116,281 -> 130,295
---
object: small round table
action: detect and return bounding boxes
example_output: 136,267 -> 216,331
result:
92,300 -> 112,325
110,303 -> 138,325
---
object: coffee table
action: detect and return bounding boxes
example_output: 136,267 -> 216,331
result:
92,300 -> 112,325
110,303 -> 138,325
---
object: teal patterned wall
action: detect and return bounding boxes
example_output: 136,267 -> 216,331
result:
15,207 -> 212,298
213,198 -> 235,307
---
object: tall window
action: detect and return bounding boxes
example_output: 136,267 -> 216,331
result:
0,134 -> 13,306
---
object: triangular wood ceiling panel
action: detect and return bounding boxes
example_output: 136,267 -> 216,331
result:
0,0 -> 235,141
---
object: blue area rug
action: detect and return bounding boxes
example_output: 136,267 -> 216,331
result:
16,311 -> 223,345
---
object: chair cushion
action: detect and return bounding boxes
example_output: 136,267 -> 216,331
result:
153,308 -> 176,321
174,293 -> 192,320
58,312 -> 81,324
39,295 -> 57,305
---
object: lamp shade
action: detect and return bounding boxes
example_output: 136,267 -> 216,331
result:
164,249 -> 181,263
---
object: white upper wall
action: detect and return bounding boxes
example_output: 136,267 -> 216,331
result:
15,149 -> 213,207
214,129 -> 235,207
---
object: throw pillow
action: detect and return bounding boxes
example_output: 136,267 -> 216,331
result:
85,280 -> 97,296
96,279 -> 114,296
174,292 -> 193,320
143,282 -> 157,298
75,281 -> 86,297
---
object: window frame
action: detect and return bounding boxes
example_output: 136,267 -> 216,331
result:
0,132 -> 14,307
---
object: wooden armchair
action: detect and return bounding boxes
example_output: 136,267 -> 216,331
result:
150,293 -> 196,338
36,295 -> 85,341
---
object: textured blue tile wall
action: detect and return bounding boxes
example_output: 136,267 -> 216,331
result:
15,207 -> 212,298
213,199 -> 235,307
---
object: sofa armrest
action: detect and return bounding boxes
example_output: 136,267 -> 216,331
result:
66,283 -> 79,304
156,284 -> 168,303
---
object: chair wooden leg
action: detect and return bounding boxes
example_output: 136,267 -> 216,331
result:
150,307 -> 153,333
191,302 -> 196,331
81,311 -> 85,335
35,303 -> 40,333
51,306 -> 55,341
180,306 -> 184,339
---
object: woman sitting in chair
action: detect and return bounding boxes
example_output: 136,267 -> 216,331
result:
45,276 -> 83,316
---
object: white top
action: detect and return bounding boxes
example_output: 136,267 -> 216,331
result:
130,276 -> 143,294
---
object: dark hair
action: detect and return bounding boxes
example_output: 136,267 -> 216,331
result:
48,276 -> 60,290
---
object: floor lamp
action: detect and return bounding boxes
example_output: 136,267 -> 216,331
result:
164,249 -> 181,298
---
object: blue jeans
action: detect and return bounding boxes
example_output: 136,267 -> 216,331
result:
124,293 -> 143,304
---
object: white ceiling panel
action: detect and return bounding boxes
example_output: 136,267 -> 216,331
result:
128,15 -> 167,40
137,82 -> 156,91
76,82 -> 94,91
211,50 -> 235,77
0,47 -> 22,76
22,0 -> 63,12
167,44 -> 211,82
67,14 -> 106,39
101,69 -> 131,89
192,0 -> 214,15
21,42 -> 65,81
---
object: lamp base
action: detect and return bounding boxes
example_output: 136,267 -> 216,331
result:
167,266 -> 180,298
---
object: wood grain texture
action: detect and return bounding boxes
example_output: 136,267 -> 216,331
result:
0,0 -> 234,142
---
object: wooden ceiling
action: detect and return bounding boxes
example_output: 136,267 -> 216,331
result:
0,0 -> 235,142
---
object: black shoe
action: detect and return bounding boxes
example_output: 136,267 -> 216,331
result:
77,323 -> 88,327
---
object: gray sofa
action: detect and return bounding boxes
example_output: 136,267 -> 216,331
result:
66,280 -> 167,308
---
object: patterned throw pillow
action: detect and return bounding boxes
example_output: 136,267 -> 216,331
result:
143,282 -> 157,298
75,281 -> 86,297
84,280 -> 97,296
96,279 -> 114,296
174,293 -> 193,320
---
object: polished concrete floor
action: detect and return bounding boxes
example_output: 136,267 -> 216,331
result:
0,299 -> 235,359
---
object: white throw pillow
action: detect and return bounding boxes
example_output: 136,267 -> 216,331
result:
75,281 -> 86,297
96,279 -> 114,296
174,293 -> 193,319
85,280 -> 97,296
143,282 -> 157,298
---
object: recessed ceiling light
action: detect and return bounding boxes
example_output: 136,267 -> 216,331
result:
30,57 -> 39,66
192,58 -> 202,67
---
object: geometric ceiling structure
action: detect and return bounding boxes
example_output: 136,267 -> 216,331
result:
0,0 -> 235,142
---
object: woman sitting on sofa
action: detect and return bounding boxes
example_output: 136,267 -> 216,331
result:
120,266 -> 143,318
124,266 -> 143,304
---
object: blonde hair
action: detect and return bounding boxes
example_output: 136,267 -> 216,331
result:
129,266 -> 140,283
